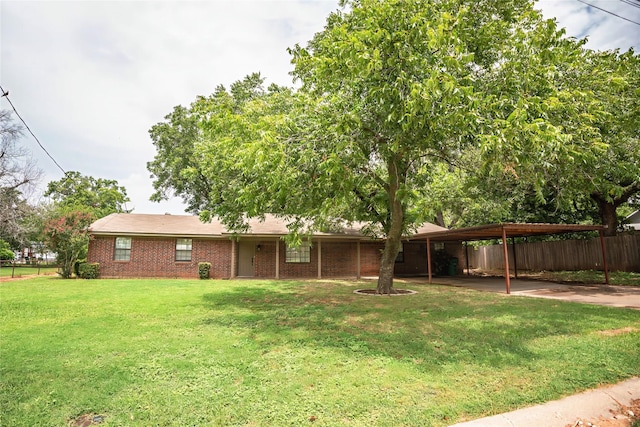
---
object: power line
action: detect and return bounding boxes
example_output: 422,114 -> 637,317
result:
619,0 -> 640,9
0,83 -> 67,175
576,0 -> 640,26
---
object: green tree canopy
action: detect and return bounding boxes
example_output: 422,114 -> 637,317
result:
148,0 -> 614,293
467,47 -> 639,235
0,239 -> 15,260
41,207 -> 95,278
44,171 -> 131,219
286,0 -> 596,291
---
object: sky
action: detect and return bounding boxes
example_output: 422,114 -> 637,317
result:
1,0 -> 639,215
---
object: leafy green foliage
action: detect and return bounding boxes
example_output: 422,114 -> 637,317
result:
42,208 -> 95,279
148,0 -> 635,292
198,262 -> 211,279
147,103 -> 204,214
0,239 -> 14,260
77,262 -> 99,279
44,171 -> 131,219
286,0 -> 595,290
470,47 -> 640,234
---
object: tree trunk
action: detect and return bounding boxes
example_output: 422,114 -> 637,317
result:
377,159 -> 404,294
591,183 -> 640,237
595,198 -> 619,237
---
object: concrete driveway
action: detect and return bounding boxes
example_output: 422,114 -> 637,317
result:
421,276 -> 640,310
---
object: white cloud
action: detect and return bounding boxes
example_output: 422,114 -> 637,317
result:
536,0 -> 640,51
1,0 -> 638,215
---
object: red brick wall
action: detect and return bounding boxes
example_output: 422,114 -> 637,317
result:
320,241 -> 359,277
254,241 -> 276,277
278,240 -> 319,278
359,241 -> 384,277
88,235 -> 432,279
254,240 -> 382,279
88,236 -> 232,278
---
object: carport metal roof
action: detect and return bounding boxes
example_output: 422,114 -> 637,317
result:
410,223 -> 606,241
411,223 -> 609,293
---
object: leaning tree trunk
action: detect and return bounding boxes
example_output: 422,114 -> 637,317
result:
377,159 -> 405,294
591,183 -> 640,237
592,193 -> 620,237
598,201 -> 618,237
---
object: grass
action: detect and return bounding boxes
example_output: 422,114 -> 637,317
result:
0,264 -> 58,278
511,270 -> 640,286
1,276 -> 639,426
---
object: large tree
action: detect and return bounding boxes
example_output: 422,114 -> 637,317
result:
45,171 -> 131,219
577,49 -> 640,235
285,0 -> 594,292
41,207 -> 95,278
0,110 -> 42,247
149,1 -> 597,293
468,47 -> 640,235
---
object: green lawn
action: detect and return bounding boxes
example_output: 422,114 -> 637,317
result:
541,270 -> 640,286
1,277 -> 638,426
0,264 -> 58,278
475,269 -> 640,286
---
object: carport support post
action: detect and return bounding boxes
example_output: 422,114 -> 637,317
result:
502,227 -> 511,294
464,241 -> 469,275
599,230 -> 610,285
317,239 -> 322,279
511,237 -> 518,279
275,239 -> 280,279
427,237 -> 433,284
356,241 -> 361,279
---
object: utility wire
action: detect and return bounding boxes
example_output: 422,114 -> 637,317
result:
576,0 -> 640,26
619,0 -> 640,8
619,0 -> 640,10
0,83 -> 67,175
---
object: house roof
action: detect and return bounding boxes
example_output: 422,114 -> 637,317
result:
89,213 -> 448,239
89,213 -> 226,237
625,210 -> 640,230
410,222 -> 606,242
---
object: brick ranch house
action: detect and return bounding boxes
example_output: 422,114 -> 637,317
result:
87,213 -> 448,279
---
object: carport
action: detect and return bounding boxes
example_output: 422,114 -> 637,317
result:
411,223 -> 609,294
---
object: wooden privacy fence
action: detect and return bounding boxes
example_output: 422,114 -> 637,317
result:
468,233 -> 640,272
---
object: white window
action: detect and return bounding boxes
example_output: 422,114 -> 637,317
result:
114,237 -> 132,261
176,238 -> 192,261
285,241 -> 310,263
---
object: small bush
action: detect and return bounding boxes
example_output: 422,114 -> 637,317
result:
0,239 -> 15,260
198,262 -> 211,280
78,263 -> 100,279
74,260 -> 87,277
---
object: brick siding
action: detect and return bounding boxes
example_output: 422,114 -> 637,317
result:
88,235 -> 435,279
88,236 -> 232,279
359,241 -> 384,276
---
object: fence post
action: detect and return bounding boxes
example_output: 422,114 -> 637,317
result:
12,260 -> 16,278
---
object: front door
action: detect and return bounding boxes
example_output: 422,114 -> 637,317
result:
238,241 -> 255,277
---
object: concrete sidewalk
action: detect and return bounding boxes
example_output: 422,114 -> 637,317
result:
449,377 -> 640,427
423,276 -> 640,310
